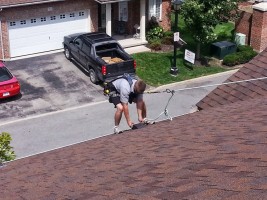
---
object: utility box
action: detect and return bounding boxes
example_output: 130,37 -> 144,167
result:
210,41 -> 237,60
235,33 -> 246,46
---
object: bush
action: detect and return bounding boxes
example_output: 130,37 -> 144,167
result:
223,53 -> 241,66
223,45 -> 258,66
147,16 -> 159,31
149,39 -> 162,51
163,31 -> 174,37
237,45 -> 253,52
146,26 -> 164,42
161,36 -> 173,45
0,132 -> 16,164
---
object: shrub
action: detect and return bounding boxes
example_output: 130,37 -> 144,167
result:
163,31 -> 174,37
146,26 -> 164,42
223,53 -> 241,66
161,36 -> 173,45
147,16 -> 159,31
149,39 -> 162,51
223,47 -> 257,66
0,132 -> 16,164
237,45 -> 253,52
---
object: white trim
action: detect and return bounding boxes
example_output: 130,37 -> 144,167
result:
106,3 -> 112,36
253,2 -> 267,11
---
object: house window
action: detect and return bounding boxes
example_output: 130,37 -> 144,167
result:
79,12 -> 85,16
20,20 -> 26,25
31,19 -> 37,23
119,2 -> 128,22
149,0 -> 162,20
41,17 -> 46,22
70,13 -> 75,18
10,22 -> 16,26
50,16 -> 56,20
60,14 -> 66,19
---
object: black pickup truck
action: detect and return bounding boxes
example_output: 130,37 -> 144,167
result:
63,32 -> 136,84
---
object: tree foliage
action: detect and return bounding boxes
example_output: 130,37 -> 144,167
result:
180,0 -> 239,58
0,132 -> 16,164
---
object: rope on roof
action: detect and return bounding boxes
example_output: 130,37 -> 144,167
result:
144,76 -> 267,123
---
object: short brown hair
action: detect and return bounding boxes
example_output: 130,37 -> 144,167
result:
134,79 -> 146,94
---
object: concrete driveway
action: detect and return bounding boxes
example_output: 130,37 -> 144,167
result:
0,52 -> 106,123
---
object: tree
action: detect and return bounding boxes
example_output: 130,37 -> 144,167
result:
180,0 -> 239,60
0,132 -> 16,165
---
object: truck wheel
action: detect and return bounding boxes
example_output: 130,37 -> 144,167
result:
64,47 -> 71,60
89,68 -> 98,84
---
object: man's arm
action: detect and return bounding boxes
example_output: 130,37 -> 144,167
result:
122,102 -> 134,127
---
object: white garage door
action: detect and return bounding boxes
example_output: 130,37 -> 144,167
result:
8,10 -> 90,58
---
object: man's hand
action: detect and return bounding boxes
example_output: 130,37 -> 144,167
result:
127,120 -> 134,128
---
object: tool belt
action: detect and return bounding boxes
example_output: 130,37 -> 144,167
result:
103,82 -> 118,97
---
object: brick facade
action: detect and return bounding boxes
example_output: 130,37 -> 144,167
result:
251,9 -> 267,52
235,11 -> 252,45
235,2 -> 267,52
160,0 -> 171,31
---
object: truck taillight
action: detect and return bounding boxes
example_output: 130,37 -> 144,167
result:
102,65 -> 107,75
134,60 -> 136,69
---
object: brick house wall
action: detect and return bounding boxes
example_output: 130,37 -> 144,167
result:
235,2 -> 267,52
0,0 -> 98,59
235,11 -> 252,45
160,0 -> 171,31
250,9 -> 267,52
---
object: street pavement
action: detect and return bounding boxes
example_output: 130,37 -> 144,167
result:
0,70 -> 238,159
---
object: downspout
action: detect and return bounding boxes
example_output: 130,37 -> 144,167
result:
0,8 -> 4,60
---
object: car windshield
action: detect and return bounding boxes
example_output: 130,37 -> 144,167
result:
0,67 -> 13,82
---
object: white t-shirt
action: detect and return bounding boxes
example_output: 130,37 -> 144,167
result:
112,78 -> 143,103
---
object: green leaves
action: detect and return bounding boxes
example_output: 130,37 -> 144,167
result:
0,132 -> 16,164
180,0 -> 238,44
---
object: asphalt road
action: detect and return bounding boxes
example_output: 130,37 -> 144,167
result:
1,52 -> 105,124
0,68 -> 237,159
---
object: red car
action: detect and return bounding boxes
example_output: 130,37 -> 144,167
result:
0,61 -> 20,99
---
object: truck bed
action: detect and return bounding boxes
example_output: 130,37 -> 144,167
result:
96,48 -> 129,64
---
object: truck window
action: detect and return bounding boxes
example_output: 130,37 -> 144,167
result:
74,38 -> 83,49
82,43 -> 91,55
95,43 -> 122,52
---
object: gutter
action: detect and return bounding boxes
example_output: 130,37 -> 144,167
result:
94,0 -> 131,4
0,0 -> 65,9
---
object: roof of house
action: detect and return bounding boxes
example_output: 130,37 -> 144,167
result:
0,0 -> 64,8
1,96 -> 267,199
196,48 -> 267,110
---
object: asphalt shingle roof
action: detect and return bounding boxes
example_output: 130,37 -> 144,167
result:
196,48 -> 267,110
1,97 -> 267,199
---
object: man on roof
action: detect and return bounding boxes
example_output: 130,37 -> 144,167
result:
106,74 -> 147,134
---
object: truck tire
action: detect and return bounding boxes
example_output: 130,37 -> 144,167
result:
89,68 -> 99,84
64,47 -> 71,60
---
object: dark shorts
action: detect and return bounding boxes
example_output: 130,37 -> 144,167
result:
109,92 -> 138,108
109,95 -> 121,107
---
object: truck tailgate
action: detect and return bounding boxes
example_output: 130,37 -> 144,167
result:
105,60 -> 135,78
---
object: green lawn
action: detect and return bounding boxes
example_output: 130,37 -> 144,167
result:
133,52 -> 228,87
132,14 -> 235,87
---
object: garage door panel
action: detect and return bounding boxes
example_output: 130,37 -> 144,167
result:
8,10 -> 89,57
